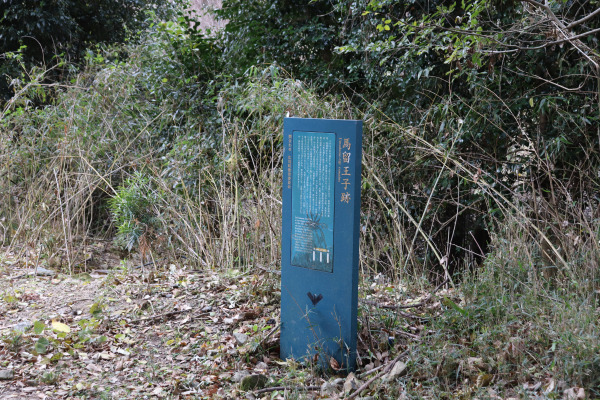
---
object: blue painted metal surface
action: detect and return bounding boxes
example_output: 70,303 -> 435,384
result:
281,117 -> 362,371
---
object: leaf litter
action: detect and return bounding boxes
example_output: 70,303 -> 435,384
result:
0,241 -> 453,399
1,242 -> 569,399
0,243 -> 285,399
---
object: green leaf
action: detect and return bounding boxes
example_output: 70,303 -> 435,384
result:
35,337 -> 49,354
89,302 -> 103,316
34,320 -> 45,335
529,98 -> 534,107
442,297 -> 469,317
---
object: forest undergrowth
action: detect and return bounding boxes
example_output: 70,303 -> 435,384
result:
1,8 -> 600,398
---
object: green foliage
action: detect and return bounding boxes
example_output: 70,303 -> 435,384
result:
0,0 -> 177,101
420,213 -> 600,395
210,0 -> 599,255
77,318 -> 107,345
33,320 -> 46,335
0,2 -> 599,395
35,337 -> 50,354
109,172 -> 160,252
0,17 -> 213,246
40,370 -> 59,385
215,0 -> 353,88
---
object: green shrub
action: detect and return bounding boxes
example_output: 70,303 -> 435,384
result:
109,172 -> 161,252
0,0 -> 177,101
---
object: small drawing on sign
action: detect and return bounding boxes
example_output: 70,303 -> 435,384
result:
307,292 -> 323,306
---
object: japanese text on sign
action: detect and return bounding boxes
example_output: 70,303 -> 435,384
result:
291,132 -> 336,272
338,137 -> 352,204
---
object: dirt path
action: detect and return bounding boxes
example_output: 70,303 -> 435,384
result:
0,246 -> 282,399
1,243 -> 435,399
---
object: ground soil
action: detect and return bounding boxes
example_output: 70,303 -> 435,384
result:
1,242 -> 438,399
0,243 -> 283,399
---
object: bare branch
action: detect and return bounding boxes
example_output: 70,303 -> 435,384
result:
520,0 -> 600,68
255,386 -> 321,395
566,6 -> 600,29
347,350 -> 410,400
510,67 -> 586,92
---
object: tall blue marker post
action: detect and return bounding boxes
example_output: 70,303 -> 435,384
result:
281,117 -> 362,371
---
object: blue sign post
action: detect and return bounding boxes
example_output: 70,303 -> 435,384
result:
281,117 -> 362,371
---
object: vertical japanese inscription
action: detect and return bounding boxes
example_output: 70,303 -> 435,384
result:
339,137 -> 352,204
291,131 -> 335,272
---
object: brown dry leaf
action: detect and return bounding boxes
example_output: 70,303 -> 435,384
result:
524,382 -> 542,391
98,351 -> 115,360
344,372 -> 360,394
464,357 -> 487,377
329,356 -> 341,371
503,337 -> 524,361
544,378 -> 556,394
384,361 -> 407,382
85,363 -> 102,373
475,373 -> 493,387
563,387 -> 585,400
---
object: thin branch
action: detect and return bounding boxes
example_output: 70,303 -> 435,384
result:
346,350 -> 410,400
127,309 -> 192,325
509,67 -> 586,92
361,278 -> 448,310
360,302 -> 426,320
358,363 -> 387,378
543,26 -> 600,50
566,6 -> 600,29
365,164 -> 448,282
258,324 -> 280,347
254,386 -> 321,395
520,0 -> 600,68
520,0 -> 551,12
394,329 -> 421,340
445,24 -> 600,53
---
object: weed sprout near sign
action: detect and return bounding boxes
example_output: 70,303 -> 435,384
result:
281,118 -> 362,371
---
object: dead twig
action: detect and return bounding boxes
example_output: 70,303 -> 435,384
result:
258,324 -> 280,347
127,309 -> 191,325
347,349 -> 410,400
255,385 -> 321,394
10,271 -> 56,280
132,258 -> 164,269
256,264 -> 281,275
394,329 -> 421,340
362,278 -> 449,310
0,323 -> 22,331
358,363 -> 386,378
